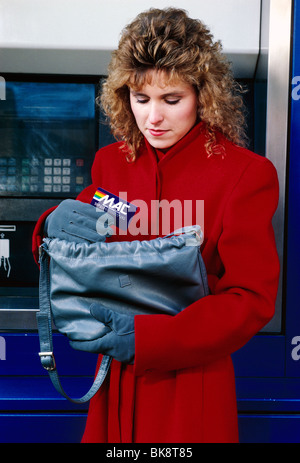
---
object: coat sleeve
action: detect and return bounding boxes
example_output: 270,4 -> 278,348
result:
32,206 -> 57,265
134,157 -> 280,375
31,185 -> 96,265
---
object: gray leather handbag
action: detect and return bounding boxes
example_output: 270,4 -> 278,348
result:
37,225 -> 209,403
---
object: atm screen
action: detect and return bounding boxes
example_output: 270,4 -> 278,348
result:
0,78 -> 99,197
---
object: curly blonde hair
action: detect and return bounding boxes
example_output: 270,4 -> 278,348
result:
99,7 -> 248,161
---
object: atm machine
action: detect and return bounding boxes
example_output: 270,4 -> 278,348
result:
0,0 -> 298,443
0,76 -> 116,442
0,78 -> 107,304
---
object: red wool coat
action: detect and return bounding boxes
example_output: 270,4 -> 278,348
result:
32,122 -> 280,443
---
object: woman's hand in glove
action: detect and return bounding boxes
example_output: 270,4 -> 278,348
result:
44,199 -> 113,243
69,303 -> 135,364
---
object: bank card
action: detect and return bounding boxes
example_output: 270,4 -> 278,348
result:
91,187 -> 138,230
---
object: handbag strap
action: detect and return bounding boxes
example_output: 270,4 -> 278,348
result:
36,244 -> 111,404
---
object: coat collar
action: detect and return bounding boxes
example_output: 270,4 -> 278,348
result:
143,121 -> 206,166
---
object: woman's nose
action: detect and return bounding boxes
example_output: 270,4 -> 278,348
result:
148,103 -> 164,125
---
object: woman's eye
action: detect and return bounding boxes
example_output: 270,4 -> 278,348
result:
165,99 -> 180,105
137,99 -> 149,104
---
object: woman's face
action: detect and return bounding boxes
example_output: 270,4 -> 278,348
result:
129,71 -> 199,150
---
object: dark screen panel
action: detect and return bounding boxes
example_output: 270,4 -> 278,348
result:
0,80 -> 97,197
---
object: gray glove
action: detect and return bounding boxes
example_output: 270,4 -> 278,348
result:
69,303 -> 135,364
44,199 -> 113,243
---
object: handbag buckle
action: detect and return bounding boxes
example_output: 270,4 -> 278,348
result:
39,351 -> 56,371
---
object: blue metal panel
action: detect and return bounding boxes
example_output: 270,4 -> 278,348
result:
0,414 -> 87,443
285,0 -> 300,377
236,377 -> 300,412
232,335 -> 285,377
0,377 -> 94,411
0,333 -> 98,411
0,332 -> 98,376
238,415 -> 300,443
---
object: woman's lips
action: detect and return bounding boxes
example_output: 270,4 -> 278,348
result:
148,129 -> 169,137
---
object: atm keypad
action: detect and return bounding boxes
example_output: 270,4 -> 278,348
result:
0,156 -> 88,195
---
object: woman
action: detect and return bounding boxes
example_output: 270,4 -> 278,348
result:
33,8 -> 280,443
